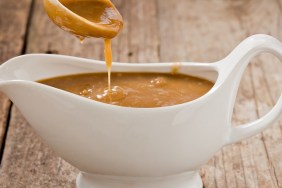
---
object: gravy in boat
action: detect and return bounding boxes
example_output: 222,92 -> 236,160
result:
39,73 -> 214,108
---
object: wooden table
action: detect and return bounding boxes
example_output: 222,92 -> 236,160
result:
0,0 -> 281,187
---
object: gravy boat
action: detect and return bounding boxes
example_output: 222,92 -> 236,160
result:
0,34 -> 281,188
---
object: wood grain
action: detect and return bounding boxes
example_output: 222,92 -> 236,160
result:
0,0 -> 32,161
157,0 -> 282,187
0,0 -> 160,187
0,0 -> 281,187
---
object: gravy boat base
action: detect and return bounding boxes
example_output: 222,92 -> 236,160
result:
0,35 -> 281,188
77,171 -> 202,188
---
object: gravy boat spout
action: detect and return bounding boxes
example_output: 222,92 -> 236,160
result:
0,34 -> 281,188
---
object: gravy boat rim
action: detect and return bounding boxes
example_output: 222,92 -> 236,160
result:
0,53 -> 220,110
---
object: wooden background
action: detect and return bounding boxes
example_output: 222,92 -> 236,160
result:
0,0 -> 281,187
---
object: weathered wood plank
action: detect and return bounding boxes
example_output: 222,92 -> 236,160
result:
260,55 -> 282,187
232,1 -> 282,187
250,55 -> 281,188
0,0 -> 160,187
111,0 -> 160,63
157,0 -> 281,188
0,0 -> 32,162
157,0 -> 246,63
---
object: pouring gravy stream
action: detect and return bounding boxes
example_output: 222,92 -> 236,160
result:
44,0 -> 123,92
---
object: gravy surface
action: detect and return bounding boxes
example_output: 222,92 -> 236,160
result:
39,73 -> 214,108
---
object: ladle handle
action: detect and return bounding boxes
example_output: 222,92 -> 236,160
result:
220,34 -> 282,144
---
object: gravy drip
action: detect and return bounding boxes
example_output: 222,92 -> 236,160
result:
104,39 -> 112,91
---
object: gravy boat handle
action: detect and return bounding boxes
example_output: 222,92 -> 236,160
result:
216,34 -> 282,145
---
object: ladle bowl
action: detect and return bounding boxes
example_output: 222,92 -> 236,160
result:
43,0 -> 123,39
0,35 -> 281,188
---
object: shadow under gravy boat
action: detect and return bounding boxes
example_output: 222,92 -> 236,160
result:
0,34 -> 282,188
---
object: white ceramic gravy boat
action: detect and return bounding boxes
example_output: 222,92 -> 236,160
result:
0,34 -> 281,188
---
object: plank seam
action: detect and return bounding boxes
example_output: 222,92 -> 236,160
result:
0,0 -> 35,165
21,0 -> 35,55
0,103 -> 12,164
155,0 -> 161,60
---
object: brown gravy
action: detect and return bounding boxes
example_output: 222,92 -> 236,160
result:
39,73 -> 214,108
62,0 -> 122,27
60,0 -> 123,40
